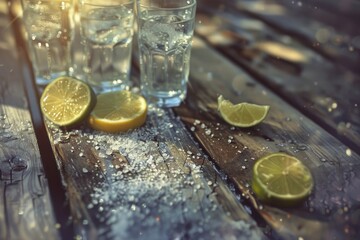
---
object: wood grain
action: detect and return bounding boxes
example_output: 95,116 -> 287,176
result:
5,2 -> 266,238
0,2 -> 60,239
174,37 -> 360,239
195,0 -> 360,155
227,0 -> 360,74
43,107 -> 266,239
3,0 -> 359,239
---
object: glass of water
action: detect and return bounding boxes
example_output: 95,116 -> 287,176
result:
21,0 -> 74,86
136,0 -> 197,107
79,0 -> 135,93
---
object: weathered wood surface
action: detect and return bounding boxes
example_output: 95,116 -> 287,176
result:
195,0 -> 360,155
224,0 -> 360,74
11,4 -> 266,239
43,106 -> 265,239
10,2 -> 266,239
291,0 -> 360,30
0,2 -> 62,239
2,0 -> 360,239
174,37 -> 360,239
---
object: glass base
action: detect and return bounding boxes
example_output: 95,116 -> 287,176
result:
143,92 -> 185,108
35,71 -> 67,86
90,83 -> 130,94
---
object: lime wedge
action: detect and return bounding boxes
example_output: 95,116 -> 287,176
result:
89,90 -> 147,133
252,152 -> 314,207
218,95 -> 270,127
40,76 -> 96,127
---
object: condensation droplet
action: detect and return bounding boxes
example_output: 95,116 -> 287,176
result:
296,144 -> 308,151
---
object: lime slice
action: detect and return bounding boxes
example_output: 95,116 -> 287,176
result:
89,90 -> 147,133
252,153 -> 314,207
40,76 -> 96,127
218,95 -> 270,127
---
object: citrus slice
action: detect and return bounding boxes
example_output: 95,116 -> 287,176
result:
40,76 -> 96,127
89,90 -> 147,133
252,152 -> 314,207
217,95 -> 270,127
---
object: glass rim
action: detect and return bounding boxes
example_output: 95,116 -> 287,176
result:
81,0 -> 134,7
23,0 -> 73,3
138,0 -> 196,10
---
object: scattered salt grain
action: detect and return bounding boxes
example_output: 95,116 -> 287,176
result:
194,120 -> 201,125
49,107 -> 262,239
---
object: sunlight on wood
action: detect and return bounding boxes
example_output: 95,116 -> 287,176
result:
237,2 -> 286,16
196,14 -> 237,46
196,23 -> 219,37
207,31 -> 237,46
253,41 -> 308,63
237,19 -> 265,32
196,13 -> 221,36
0,1 -> 7,13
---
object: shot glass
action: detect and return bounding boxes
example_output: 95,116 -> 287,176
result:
79,0 -> 135,93
21,0 -> 74,86
136,0 -> 197,107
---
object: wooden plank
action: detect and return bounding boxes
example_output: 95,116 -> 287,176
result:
174,37 -> 360,239
3,4 -> 260,238
297,0 -> 360,24
194,1 -> 360,156
217,0 -> 360,75
42,107 -> 265,239
7,1 -> 359,239
25,8 -> 266,238
0,2 -> 61,239
276,0 -> 360,37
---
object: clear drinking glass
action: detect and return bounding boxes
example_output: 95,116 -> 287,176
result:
21,0 -> 74,86
136,0 -> 197,107
79,0 -> 135,93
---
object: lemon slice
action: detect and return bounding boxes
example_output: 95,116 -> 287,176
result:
40,76 -> 96,127
89,90 -> 147,133
217,95 -> 270,127
252,153 -> 314,207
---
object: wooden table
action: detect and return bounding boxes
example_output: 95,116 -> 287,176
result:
1,0 -> 359,239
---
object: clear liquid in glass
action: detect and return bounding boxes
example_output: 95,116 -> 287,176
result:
138,11 -> 195,107
81,7 -> 134,93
